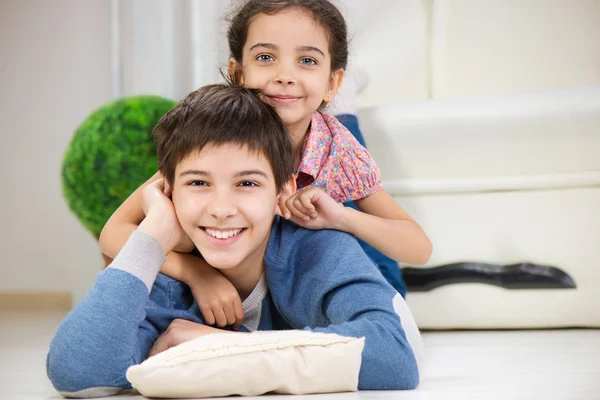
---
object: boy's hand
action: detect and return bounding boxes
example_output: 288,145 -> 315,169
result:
138,178 -> 188,254
186,262 -> 245,330
147,319 -> 237,358
279,186 -> 346,230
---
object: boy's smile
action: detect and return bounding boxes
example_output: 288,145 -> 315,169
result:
202,227 -> 246,245
171,143 -> 282,286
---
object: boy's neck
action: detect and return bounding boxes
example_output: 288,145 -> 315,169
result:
219,236 -> 269,301
222,264 -> 264,301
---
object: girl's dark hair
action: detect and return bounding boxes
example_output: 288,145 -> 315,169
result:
227,0 -> 348,78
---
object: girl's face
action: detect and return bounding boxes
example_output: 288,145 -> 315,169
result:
229,7 -> 344,134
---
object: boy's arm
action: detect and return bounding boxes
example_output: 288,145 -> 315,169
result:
99,173 -> 244,328
270,230 -> 422,390
47,181 -> 182,395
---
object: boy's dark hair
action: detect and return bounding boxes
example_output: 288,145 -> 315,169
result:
153,83 -> 294,191
227,0 -> 348,80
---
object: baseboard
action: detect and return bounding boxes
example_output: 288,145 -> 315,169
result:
0,292 -> 72,311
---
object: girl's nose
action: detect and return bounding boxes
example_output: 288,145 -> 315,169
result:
274,63 -> 295,85
275,75 -> 295,85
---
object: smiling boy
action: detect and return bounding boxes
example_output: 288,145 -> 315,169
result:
47,83 -> 422,398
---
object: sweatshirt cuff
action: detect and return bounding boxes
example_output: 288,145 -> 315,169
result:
108,230 -> 166,293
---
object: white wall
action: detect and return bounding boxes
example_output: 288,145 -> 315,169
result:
335,0 -> 430,107
431,0 -> 600,99
0,1 -> 112,302
2,0 -> 598,312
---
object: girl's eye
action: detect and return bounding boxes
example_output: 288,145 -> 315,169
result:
238,181 -> 258,188
189,180 -> 208,187
256,54 -> 274,63
299,57 -> 317,65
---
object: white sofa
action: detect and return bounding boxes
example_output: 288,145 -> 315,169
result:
352,0 -> 600,328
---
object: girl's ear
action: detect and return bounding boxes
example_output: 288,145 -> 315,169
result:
325,68 -> 345,103
227,58 -> 244,85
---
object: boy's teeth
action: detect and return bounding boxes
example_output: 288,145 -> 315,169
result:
206,228 -> 242,239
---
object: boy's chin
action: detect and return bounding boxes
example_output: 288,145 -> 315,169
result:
200,253 -> 243,271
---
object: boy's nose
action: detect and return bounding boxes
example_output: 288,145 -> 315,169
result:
207,191 -> 237,220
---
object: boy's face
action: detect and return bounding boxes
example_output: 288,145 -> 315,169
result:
171,143 -> 282,272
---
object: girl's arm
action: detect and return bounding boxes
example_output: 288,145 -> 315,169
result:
350,190 -> 432,265
281,187 -> 432,265
99,171 -> 162,259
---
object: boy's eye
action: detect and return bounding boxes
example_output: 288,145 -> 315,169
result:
238,181 -> 258,188
299,57 -> 317,65
256,54 -> 274,63
189,180 -> 208,187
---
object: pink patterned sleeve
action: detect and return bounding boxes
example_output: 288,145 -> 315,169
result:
313,132 -> 384,204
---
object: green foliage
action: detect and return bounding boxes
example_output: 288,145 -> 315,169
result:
62,95 -> 175,238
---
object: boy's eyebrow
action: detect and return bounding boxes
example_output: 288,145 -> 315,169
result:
249,42 -> 324,57
179,169 -> 210,178
234,169 -> 268,179
179,169 -> 268,179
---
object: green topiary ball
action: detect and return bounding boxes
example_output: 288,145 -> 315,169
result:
62,95 -> 176,238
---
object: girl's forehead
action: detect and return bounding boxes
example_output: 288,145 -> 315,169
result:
245,8 -> 330,51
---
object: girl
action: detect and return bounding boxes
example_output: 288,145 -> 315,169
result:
100,0 -> 432,330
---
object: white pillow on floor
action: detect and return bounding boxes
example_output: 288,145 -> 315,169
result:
126,330 -> 365,398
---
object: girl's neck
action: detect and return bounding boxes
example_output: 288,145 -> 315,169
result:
286,115 -> 313,169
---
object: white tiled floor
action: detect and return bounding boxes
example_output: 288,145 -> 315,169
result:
2,310 -> 599,400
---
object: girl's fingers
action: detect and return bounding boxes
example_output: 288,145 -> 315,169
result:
287,202 -> 305,220
233,300 -> 245,330
292,197 -> 313,221
223,305 -> 237,327
212,307 -> 228,328
298,193 -> 317,217
279,196 -> 291,219
163,180 -> 173,196
286,198 -> 309,220
199,305 -> 216,326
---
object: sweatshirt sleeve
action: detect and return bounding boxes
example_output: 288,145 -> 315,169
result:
47,230 -> 166,395
267,229 -> 421,390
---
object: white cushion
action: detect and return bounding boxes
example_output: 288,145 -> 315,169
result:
126,330 -> 365,398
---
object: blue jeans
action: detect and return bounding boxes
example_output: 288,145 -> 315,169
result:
336,114 -> 407,297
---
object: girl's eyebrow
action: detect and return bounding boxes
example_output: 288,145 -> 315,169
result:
296,45 -> 325,57
249,42 -> 324,57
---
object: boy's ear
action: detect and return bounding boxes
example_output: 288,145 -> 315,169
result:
325,68 -> 345,103
278,176 -> 297,199
227,58 -> 244,85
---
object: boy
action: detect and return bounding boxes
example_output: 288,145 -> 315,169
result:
47,84 -> 422,397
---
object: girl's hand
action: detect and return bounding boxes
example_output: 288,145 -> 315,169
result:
172,235 -> 195,253
138,179 -> 188,253
185,262 -> 245,330
142,178 -> 195,253
279,186 -> 346,231
141,178 -> 173,217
